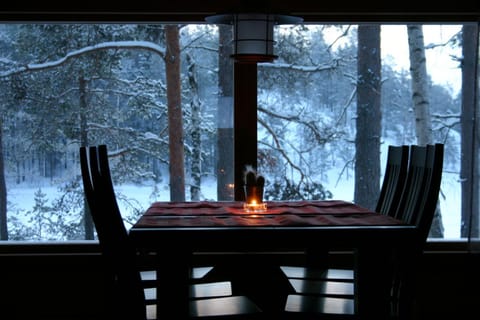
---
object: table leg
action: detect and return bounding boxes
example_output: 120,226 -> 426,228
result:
355,245 -> 393,320
395,246 -> 419,320
155,247 -> 191,320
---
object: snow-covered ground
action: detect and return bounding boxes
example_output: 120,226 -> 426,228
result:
8,168 -> 462,240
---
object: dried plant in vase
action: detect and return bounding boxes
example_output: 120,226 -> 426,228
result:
243,165 -> 265,204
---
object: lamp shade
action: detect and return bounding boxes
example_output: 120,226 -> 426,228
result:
206,13 -> 303,63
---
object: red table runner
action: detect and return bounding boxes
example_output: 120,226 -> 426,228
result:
133,200 -> 404,227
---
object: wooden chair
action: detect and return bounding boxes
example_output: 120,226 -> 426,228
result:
80,145 -> 263,319
391,143 -> 444,319
280,145 -> 410,283
282,144 -> 444,319
82,145 -> 219,283
403,144 -> 444,240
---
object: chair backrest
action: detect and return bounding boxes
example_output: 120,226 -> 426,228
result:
375,145 -> 409,216
392,144 -> 444,319
80,145 -> 147,320
393,145 -> 428,222
409,143 -> 444,243
393,144 -> 444,243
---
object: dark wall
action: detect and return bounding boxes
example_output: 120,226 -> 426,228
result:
414,252 -> 480,318
0,253 -> 107,320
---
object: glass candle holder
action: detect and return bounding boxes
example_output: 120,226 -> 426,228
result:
243,200 -> 267,213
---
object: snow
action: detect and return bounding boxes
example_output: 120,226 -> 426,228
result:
8,166 -> 462,240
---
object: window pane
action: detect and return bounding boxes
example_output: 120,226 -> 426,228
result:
0,23 -> 232,241
258,24 -> 466,240
0,22 -> 477,243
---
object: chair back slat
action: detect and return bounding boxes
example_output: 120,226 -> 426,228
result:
412,144 -> 444,242
393,145 -> 428,222
376,145 -> 409,216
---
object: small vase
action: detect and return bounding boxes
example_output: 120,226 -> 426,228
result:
244,185 -> 263,203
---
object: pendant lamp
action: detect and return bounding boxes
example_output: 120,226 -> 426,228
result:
206,13 -> 303,63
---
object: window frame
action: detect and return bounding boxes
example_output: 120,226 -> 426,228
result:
0,5 -> 478,251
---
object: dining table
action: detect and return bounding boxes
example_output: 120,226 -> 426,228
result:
128,199 -> 418,320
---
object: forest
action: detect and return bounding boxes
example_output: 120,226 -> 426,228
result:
0,23 -> 466,241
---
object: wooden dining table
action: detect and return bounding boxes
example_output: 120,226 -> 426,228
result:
128,200 -> 418,320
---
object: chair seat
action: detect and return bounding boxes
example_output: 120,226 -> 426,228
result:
285,294 -> 355,316
288,279 -> 354,296
192,266 -> 215,279
137,253 -> 215,282
280,266 -> 354,281
140,267 -> 214,281
144,280 -> 233,302
145,296 -> 263,319
190,296 -> 263,318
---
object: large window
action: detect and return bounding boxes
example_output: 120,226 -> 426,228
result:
0,22 -> 478,243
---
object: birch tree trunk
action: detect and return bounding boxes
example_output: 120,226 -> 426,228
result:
354,24 -> 381,210
407,24 -> 444,237
165,25 -> 185,201
407,25 -> 433,144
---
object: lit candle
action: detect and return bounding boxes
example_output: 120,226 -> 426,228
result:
243,199 -> 267,213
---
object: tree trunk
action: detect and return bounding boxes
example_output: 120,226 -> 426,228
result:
79,74 -> 94,240
354,24 -> 382,210
407,25 -> 444,238
407,25 -> 433,144
0,117 -> 8,240
165,25 -> 185,201
186,53 -> 201,201
217,25 -> 234,200
460,24 -> 479,238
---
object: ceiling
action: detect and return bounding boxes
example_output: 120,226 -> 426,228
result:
0,1 -> 478,23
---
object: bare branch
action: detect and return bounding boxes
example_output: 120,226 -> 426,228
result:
326,25 -> 352,52
258,60 -> 340,72
0,40 -> 166,78
257,117 -> 306,184
258,105 -> 339,144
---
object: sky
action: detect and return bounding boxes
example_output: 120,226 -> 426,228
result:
322,24 -> 463,97
381,25 -> 462,96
